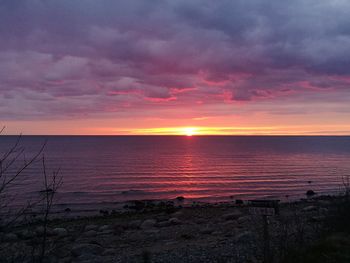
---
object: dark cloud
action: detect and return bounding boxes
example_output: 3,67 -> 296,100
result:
0,0 -> 350,120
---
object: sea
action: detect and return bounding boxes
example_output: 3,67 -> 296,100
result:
1,136 -> 350,207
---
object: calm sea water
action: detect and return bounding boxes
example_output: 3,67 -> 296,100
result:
1,136 -> 350,206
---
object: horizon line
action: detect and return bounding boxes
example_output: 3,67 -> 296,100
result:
2,134 -> 350,137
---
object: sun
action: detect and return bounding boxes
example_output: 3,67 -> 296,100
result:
183,127 -> 198,136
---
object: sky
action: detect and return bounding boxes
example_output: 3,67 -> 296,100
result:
1,0 -> 350,135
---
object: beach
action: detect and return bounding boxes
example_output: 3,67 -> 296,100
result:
1,193 -> 349,263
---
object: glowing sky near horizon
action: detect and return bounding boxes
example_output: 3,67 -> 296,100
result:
1,0 -> 350,135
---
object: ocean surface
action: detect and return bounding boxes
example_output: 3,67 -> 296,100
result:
1,136 -> 350,206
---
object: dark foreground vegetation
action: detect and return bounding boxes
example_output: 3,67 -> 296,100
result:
282,196 -> 350,263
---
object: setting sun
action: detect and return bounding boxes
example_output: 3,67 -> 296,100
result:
183,127 -> 198,136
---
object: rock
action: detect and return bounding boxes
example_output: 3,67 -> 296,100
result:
181,233 -> 194,240
195,218 -> 207,224
128,220 -> 142,229
53,228 -> 68,237
200,227 -> 214,235
102,248 -> 115,256
99,230 -> 114,236
302,206 -> 318,212
171,210 -> 183,218
112,224 -> 124,235
84,230 -> 98,237
176,196 -> 185,201
3,233 -> 18,242
36,226 -> 54,236
223,211 -> 242,220
157,221 -> 171,227
306,190 -> 316,196
99,209 -> 109,216
58,257 -> 71,263
144,229 -> 160,234
235,199 -> 244,205
35,226 -> 45,236
222,220 -> 238,227
156,214 -> 170,222
235,231 -> 254,243
71,244 -> 104,257
98,225 -> 110,231
319,207 -> 329,214
85,225 -> 98,231
21,230 -> 35,239
140,219 -> 157,229
237,216 -> 250,224
310,216 -> 326,222
169,217 -> 182,225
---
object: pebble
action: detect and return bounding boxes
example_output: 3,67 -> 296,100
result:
84,230 -> 98,237
85,225 -> 98,231
53,228 -> 68,237
128,220 -> 142,229
98,225 -> 111,231
102,248 -> 116,256
200,227 -> 214,235
235,231 -> 254,243
35,226 -> 45,236
302,205 -> 318,212
195,218 -> 207,224
3,233 -> 18,242
223,211 -> 242,220
169,217 -> 182,225
158,221 -> 171,227
71,244 -> 104,257
237,216 -> 250,224
21,230 -> 34,239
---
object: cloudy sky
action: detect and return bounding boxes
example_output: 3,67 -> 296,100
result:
1,0 -> 350,135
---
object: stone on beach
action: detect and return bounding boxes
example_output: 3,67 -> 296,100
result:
302,205 -> 318,212
223,211 -> 242,220
35,226 -> 45,236
53,228 -> 68,237
141,219 -> 157,229
169,217 -> 182,225
84,230 -> 98,237
71,244 -> 104,257
3,233 -> 18,242
235,231 -> 254,243
98,225 -> 111,231
306,190 -> 316,196
128,220 -> 142,229
237,216 -> 250,224
85,225 -> 98,231
200,227 -> 215,235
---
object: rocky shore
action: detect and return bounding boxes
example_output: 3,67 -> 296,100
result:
0,195 -> 348,263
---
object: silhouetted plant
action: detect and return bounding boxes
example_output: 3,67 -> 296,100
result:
0,127 -> 62,262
